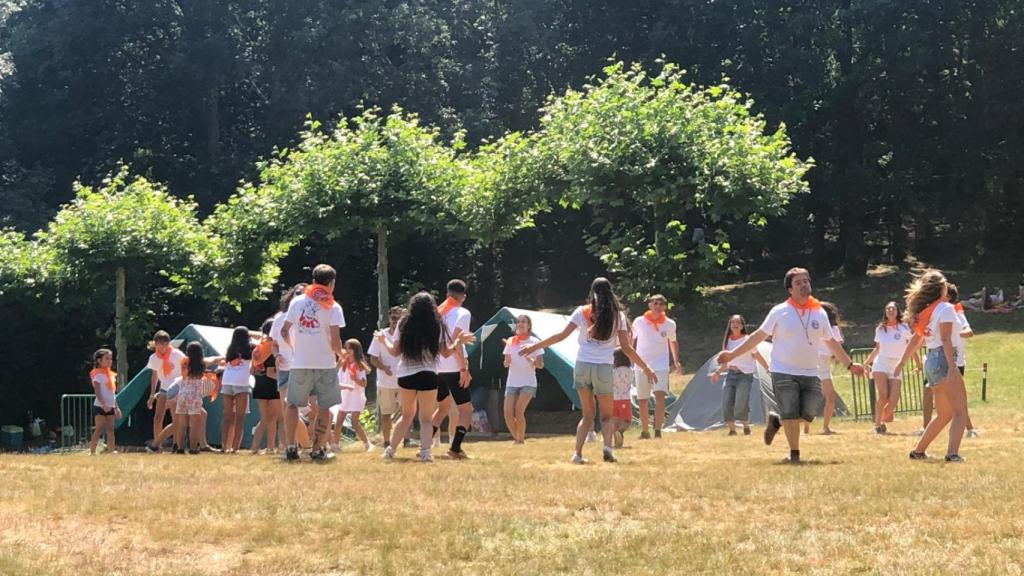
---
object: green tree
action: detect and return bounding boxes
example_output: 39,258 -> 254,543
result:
534,60 -> 812,301
36,167 -> 212,382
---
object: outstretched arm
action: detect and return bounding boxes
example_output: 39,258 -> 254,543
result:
520,323 -> 576,356
718,330 -> 769,364
824,338 -> 865,376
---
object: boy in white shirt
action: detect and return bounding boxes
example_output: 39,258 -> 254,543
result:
631,294 -> 680,439
368,306 -> 405,448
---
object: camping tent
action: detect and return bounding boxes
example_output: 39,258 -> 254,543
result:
113,324 -> 263,447
466,307 -> 580,411
664,342 -> 849,431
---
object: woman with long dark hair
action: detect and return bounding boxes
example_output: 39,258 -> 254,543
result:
709,314 -> 768,436
375,292 -> 475,462
220,326 -> 255,453
521,278 -> 656,464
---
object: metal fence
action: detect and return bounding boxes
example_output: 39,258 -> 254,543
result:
847,348 -> 926,422
60,394 -> 96,449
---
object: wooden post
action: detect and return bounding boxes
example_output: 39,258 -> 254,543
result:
982,363 -> 988,401
114,266 -> 128,388
376,226 -> 389,329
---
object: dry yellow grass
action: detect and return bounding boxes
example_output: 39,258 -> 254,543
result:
2,405 -> 1023,576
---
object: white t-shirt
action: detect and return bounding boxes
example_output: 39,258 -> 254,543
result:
817,326 -> 843,356
367,327 -> 400,389
284,295 -> 346,369
874,324 -> 912,359
221,359 -> 254,388
631,316 -> 677,371
388,328 -> 441,378
921,302 -> 957,350
146,348 -> 187,390
269,312 -> 293,371
570,306 -> 629,365
92,373 -> 116,408
954,310 -> 970,367
612,367 -> 633,401
758,302 -> 838,377
437,307 -> 471,374
339,367 -> 367,390
503,336 -> 543,388
714,336 -> 758,375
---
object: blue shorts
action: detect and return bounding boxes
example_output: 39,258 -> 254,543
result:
924,348 -> 950,388
277,369 -> 290,391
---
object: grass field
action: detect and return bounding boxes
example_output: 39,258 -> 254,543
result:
2,269 -> 1022,576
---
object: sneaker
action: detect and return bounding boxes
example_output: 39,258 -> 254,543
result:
639,431 -> 651,440
447,449 -> 469,460
966,429 -> 979,438
188,448 -> 200,455
874,425 -> 885,435
780,456 -> 800,465
284,446 -> 300,461
364,443 -> 374,452
309,449 -> 335,462
909,451 -> 928,460
571,453 -> 587,465
586,431 -> 598,443
381,446 -> 396,460
879,424 -> 887,434
418,450 -> 434,463
144,441 -> 158,454
764,413 -> 781,446
728,430 -> 737,436
654,429 -> 662,439
173,445 -> 185,455
911,428 -> 925,437
743,427 -> 751,436
944,454 -> 966,463
201,445 -> 221,453
602,447 -> 617,463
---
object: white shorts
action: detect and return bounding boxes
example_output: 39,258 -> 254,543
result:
634,369 -> 669,400
377,387 -> 401,416
871,356 -> 903,380
816,355 -> 833,381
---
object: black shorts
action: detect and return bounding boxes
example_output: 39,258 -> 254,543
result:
399,371 -> 438,391
437,372 -> 472,405
93,406 -> 116,417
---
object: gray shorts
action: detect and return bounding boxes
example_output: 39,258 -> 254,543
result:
287,368 -> 341,408
573,361 -> 613,396
277,369 -> 290,391
220,384 -> 251,397
505,386 -> 537,399
771,372 -> 823,422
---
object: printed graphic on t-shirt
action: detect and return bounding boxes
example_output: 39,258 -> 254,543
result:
297,300 -> 322,332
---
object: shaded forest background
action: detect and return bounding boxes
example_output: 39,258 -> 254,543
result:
1,1 -> 1021,425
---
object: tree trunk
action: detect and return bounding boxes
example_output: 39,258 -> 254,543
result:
115,266 -> 128,388
377,226 -> 389,328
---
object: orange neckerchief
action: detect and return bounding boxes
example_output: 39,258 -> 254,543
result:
509,334 -> 529,347
581,305 -> 593,325
154,347 -> 174,378
251,338 -> 273,369
305,283 -> 335,310
437,296 -> 460,318
90,367 -> 117,392
954,303 -> 964,313
643,310 -> 666,328
913,299 -> 943,337
728,333 -> 745,341
786,296 -> 822,316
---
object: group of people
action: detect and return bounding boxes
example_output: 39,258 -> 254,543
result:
87,263 -> 978,464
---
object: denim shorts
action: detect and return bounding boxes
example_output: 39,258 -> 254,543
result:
505,386 -> 537,399
924,348 -> 950,388
220,384 -> 251,397
574,361 -> 613,396
770,372 -> 823,422
276,369 -> 290,391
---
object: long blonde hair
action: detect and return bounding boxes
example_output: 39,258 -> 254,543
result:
902,270 -> 947,326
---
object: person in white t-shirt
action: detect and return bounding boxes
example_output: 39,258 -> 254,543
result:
89,348 -> 121,455
630,294 -> 680,439
946,284 -> 978,437
281,264 -> 346,462
502,314 -> 544,444
718,268 -> 864,464
809,301 -> 843,435
709,314 -> 769,436
521,277 -> 657,464
219,326 -> 256,453
332,339 -> 372,453
430,279 -> 474,459
864,301 -> 918,434
368,306 -> 405,449
145,330 -> 186,443
894,270 -> 968,462
270,283 -> 307,451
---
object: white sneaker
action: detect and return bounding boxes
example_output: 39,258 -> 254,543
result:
966,429 -> 979,438
418,450 -> 434,463
364,443 -> 374,452
432,437 -> 441,448
586,431 -> 597,443
381,446 -> 396,460
571,453 -> 587,465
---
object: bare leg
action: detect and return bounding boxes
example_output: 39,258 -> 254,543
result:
153,394 -> 168,440
873,374 -> 888,427
575,391 -> 596,457
922,387 -> 934,429
782,419 -> 801,452
221,396 -> 236,452
886,380 -> 902,423
514,393 -> 532,443
389,389 -> 419,450
821,378 -> 835,431
638,398 -> 650,435
503,396 -> 516,441
915,385 -> 952,454
231,394 -> 248,451
653,391 -> 666,434
596,394 -> 615,451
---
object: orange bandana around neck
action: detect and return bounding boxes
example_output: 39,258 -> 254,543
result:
90,367 -> 117,392
154,347 -> 174,378
728,333 -> 745,341
913,299 -> 943,337
252,339 -> 273,369
954,303 -> 964,313
581,305 -> 593,325
643,310 -> 666,328
437,296 -> 460,318
786,296 -> 822,316
509,334 -> 529,347
305,283 -> 335,310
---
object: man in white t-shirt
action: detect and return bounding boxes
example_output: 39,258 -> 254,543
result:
281,264 -> 346,462
368,305 -> 404,449
430,279 -> 473,459
719,267 -> 865,464
631,294 -> 680,439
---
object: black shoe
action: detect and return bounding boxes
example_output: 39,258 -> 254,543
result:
188,448 -> 200,455
944,454 -> 966,463
144,441 -> 158,454
284,446 -> 300,461
909,451 -> 928,460
764,413 -> 781,446
743,427 -> 751,436
309,449 -> 335,462
173,444 -> 185,454
780,456 -> 800,465
602,448 -> 617,463
728,430 -> 737,436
